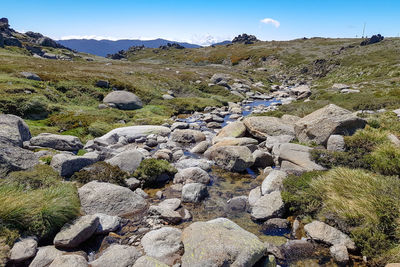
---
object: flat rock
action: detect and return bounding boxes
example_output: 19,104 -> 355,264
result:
49,254 -> 88,267
174,167 -> 210,184
244,116 -> 295,140
54,215 -> 99,248
29,133 -> 83,151
78,181 -> 147,216
171,129 -> 206,143
175,158 -> 212,171
20,72 -> 41,81
205,145 -> 254,172
216,121 -> 246,138
158,198 -> 181,211
105,149 -> 143,174
251,191 -> 284,221
148,205 -> 182,224
181,218 -> 266,267
103,91 -> 142,110
0,143 -> 38,176
133,256 -> 169,267
90,244 -> 141,267
277,143 -> 325,172
190,140 -> 210,154
29,246 -> 63,267
248,186 -> 262,207
141,227 -> 182,265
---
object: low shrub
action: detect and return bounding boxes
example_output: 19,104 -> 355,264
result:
71,162 -> 128,187
134,159 -> 177,188
368,143 -> 400,176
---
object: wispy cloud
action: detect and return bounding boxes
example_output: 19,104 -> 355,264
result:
260,18 -> 280,28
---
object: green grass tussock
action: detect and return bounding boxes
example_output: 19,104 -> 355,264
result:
134,159 -> 177,188
71,162 -> 128,187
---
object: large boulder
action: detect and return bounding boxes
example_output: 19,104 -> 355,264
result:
97,125 -> 170,145
205,146 -> 254,172
0,114 -> 31,147
103,91 -> 143,110
181,218 -> 266,267
327,134 -> 345,151
9,237 -> 38,263
210,137 -> 258,149
105,149 -> 143,174
0,144 -> 38,176
141,227 -> 182,265
29,133 -> 83,151
50,152 -> 99,177
90,245 -> 141,267
170,129 -> 206,143
78,181 -> 147,216
174,167 -> 210,184
216,121 -> 246,139
294,104 -> 367,145
276,143 -> 325,172
243,116 -> 295,140
251,191 -> 284,221
304,221 -> 356,250
54,215 -> 99,248
29,246 -> 63,267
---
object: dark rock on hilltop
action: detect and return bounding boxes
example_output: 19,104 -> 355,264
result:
159,42 -> 185,49
360,34 -> 384,46
232,33 -> 259,44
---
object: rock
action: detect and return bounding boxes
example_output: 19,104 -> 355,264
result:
281,114 -> 301,124
0,114 -> 31,147
327,135 -> 345,151
227,196 -> 248,212
291,85 -> 311,99
232,33 -> 259,44
277,143 -> 325,172
251,191 -> 284,221
0,144 -> 38,176
211,137 -> 258,149
155,190 -> 163,199
162,94 -> 174,100
330,244 -> 349,265
261,170 -> 287,195
216,121 -> 246,138
133,256 -> 169,267
78,181 -> 147,216
126,177 -> 141,190
388,133 -> 400,147
205,146 -> 254,172
171,122 -> 189,131
29,246 -> 63,267
190,140 -> 210,153
280,240 -> 315,261
248,186 -> 262,206
175,158 -> 212,171
95,213 -> 121,234
9,237 -> 38,262
141,227 -> 182,265
54,215 -> 99,248
29,133 -> 83,151
49,255 -> 88,267
50,152 -> 99,177
171,129 -> 206,143
360,34 -> 384,46
263,218 -> 290,233
264,135 -> 294,150
105,150 -> 143,174
294,104 -> 367,145
90,245 -> 141,267
20,72 -> 41,81
332,83 -> 350,90
158,198 -> 181,211
244,116 -> 295,140
174,167 -> 210,184
181,218 -> 265,267
103,91 -> 142,110
341,89 -> 360,94
149,205 -> 182,224
95,80 -> 109,88
210,73 -> 231,84
304,221 -> 356,250
253,150 -> 274,168
182,183 -> 208,203
97,125 -> 170,145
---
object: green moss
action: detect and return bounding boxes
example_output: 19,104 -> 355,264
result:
134,159 -> 177,188
71,161 -> 128,187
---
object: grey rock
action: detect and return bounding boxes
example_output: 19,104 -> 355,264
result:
141,227 -> 183,265
171,122 -> 189,131
95,213 -> 121,234
174,167 -> 210,184
304,221 -> 356,250
181,218 -> 266,267
248,186 -> 262,207
277,143 -> 325,172
253,149 -> 274,168
261,170 -> 287,195
103,91 -> 142,110
105,149 -> 143,174
280,240 -> 315,261
244,116 -> 295,140
149,205 -> 182,224
126,177 -> 141,190
90,245 -> 141,267
294,104 -> 367,145
210,73 -> 231,84
182,183 -> 208,203
97,125 -> 170,145
162,94 -> 174,100
95,80 -> 109,88
0,144 -> 38,176
29,246 -> 63,267
78,181 -> 147,216
158,198 -> 181,211
327,134 -> 346,151
50,152 -> 99,177
330,244 -> 349,265
190,140 -> 210,154
263,218 -> 289,232
20,72 -> 41,81
10,237 -> 38,262
49,255 -> 88,267
29,133 -> 83,151
133,256 -> 169,267
251,191 -> 284,221
205,145 -> 254,172
54,215 -> 99,248
171,129 -> 206,143
227,196 -> 248,212
175,158 -> 212,171
0,114 -> 31,147
216,121 -> 246,138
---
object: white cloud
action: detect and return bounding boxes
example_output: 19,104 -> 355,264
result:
184,34 -> 232,46
260,18 -> 280,28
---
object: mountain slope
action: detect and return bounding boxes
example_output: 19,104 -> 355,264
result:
57,38 -> 202,56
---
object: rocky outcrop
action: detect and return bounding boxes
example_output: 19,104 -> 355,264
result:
244,116 -> 295,140
360,34 -> 384,46
29,133 -> 83,151
294,104 -> 366,145
205,146 -> 254,172
78,181 -> 147,216
232,34 -> 259,44
181,218 -> 266,267
103,91 -> 143,110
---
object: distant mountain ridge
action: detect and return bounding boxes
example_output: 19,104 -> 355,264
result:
57,38 -> 202,57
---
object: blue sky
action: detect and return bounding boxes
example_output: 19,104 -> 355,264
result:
2,0 -> 400,45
